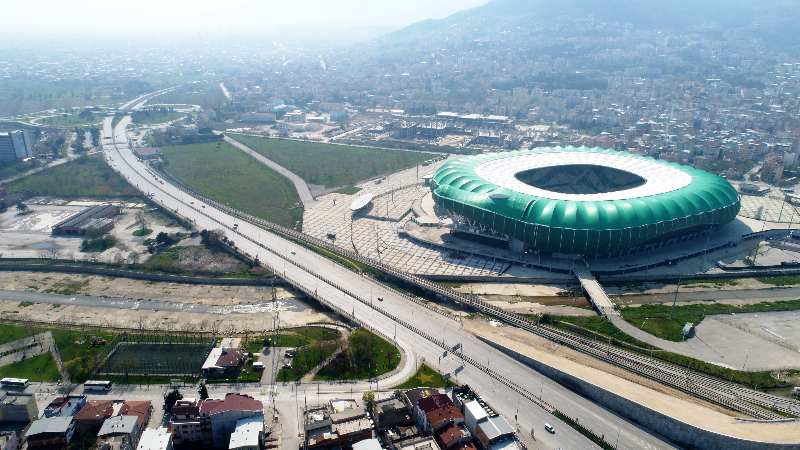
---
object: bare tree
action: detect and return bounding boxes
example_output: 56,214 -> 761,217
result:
56,381 -> 78,396
36,245 -> 65,260
209,320 -> 221,339
127,251 -> 140,264
137,317 -> 146,341
135,210 -> 151,232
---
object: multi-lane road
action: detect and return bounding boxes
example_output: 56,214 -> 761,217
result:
100,102 -> 679,450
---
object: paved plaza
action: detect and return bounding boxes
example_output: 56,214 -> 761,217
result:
303,159 -> 510,276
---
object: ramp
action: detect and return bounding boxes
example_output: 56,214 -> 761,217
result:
573,266 -> 618,316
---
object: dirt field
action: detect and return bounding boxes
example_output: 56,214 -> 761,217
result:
467,318 -> 800,443
0,271 -> 298,306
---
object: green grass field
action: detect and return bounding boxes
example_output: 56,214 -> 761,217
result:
3,153 -> 143,198
314,329 -> 400,380
276,340 -> 339,382
0,80 -> 123,116
0,353 -> 60,382
159,141 -> 303,228
620,299 -> 800,342
132,111 -> 185,125
393,364 -> 455,389
230,135 -> 437,187
38,114 -> 103,127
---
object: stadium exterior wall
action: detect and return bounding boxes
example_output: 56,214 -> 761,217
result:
432,147 -> 741,255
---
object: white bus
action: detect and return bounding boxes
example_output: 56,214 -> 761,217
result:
0,378 -> 29,388
84,380 -> 113,391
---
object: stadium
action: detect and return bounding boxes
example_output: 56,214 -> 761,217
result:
431,147 -> 741,257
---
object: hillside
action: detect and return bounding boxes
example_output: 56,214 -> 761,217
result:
390,0 -> 800,52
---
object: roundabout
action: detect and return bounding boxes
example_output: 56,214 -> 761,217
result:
432,147 -> 741,256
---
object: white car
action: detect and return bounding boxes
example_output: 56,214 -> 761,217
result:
544,423 -> 555,433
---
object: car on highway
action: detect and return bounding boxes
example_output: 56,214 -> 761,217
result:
544,423 -> 555,433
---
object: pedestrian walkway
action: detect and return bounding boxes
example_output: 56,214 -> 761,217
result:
224,135 -> 317,208
572,266 -> 617,316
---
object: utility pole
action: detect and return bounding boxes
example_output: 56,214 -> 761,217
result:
670,275 -> 681,319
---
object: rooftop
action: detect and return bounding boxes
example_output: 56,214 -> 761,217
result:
98,415 -> 139,437
229,416 -> 263,449
200,393 -> 262,416
136,427 -> 172,450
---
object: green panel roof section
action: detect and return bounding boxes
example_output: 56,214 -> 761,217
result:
431,146 -> 741,254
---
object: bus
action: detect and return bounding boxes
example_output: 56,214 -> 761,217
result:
0,378 -> 29,388
84,380 -> 113,391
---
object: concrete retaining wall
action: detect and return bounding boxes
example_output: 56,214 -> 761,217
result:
476,335 -> 800,450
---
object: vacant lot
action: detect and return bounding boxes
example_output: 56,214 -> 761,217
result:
4,153 -> 143,199
159,141 -> 302,228
231,135 -> 437,187
314,329 -> 400,380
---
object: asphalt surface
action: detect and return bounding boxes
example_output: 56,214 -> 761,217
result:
101,103 -> 679,450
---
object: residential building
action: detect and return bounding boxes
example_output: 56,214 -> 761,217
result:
330,108 -> 346,122
44,396 -> 87,418
372,397 -> 411,429
228,416 -> 263,450
133,147 -> 161,160
203,109 -> 217,121
319,102 -> 344,112
119,401 -> 152,433
169,399 -> 201,446
415,395 -> 454,431
352,438 -> 382,450
24,417 -> 76,449
0,392 -> 39,422
284,110 -> 307,123
73,400 -> 115,430
239,112 -> 276,123
136,428 -> 173,450
200,348 -> 245,379
434,422 -> 472,449
199,393 -> 263,448
0,131 -> 32,161
397,436 -> 441,450
97,415 -> 141,450
404,389 -> 440,424
424,406 -> 464,435
307,418 -> 372,449
0,431 -> 18,450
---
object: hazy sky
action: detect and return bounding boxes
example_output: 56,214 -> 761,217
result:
4,0 -> 491,38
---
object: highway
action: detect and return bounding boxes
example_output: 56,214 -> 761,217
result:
101,101 -> 679,450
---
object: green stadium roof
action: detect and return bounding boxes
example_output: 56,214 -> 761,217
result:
431,147 -> 741,255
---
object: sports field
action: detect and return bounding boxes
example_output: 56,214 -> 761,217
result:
99,343 -> 212,375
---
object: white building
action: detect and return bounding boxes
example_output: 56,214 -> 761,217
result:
136,428 -> 172,450
0,131 -> 32,161
228,416 -> 263,450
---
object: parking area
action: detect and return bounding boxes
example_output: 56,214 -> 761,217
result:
0,197 -> 183,261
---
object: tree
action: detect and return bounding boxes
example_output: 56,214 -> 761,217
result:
127,251 -> 140,264
362,390 -> 375,408
393,390 -> 404,400
156,231 -> 171,245
85,226 -> 103,239
16,202 -> 28,212
198,383 -> 209,400
165,389 -> 183,411
135,210 -> 151,232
